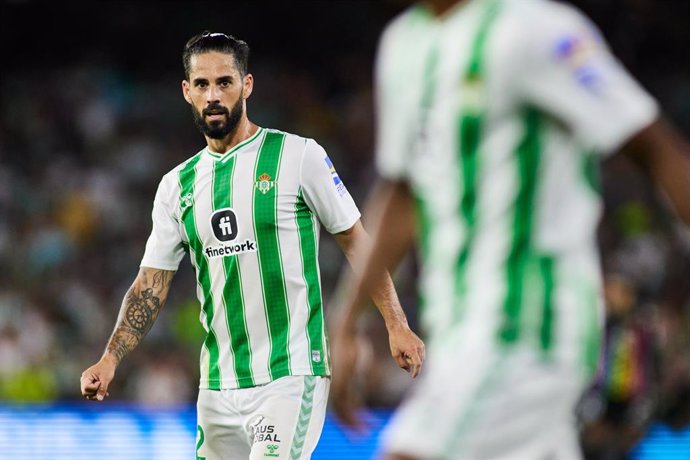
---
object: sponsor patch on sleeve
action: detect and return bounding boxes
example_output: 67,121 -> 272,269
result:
324,155 -> 348,197
552,31 -> 608,93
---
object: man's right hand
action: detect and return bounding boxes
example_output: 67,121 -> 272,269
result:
80,355 -> 117,401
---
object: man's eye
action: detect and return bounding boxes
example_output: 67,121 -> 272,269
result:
220,81 -> 231,88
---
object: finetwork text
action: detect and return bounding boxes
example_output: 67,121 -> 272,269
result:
205,239 -> 257,258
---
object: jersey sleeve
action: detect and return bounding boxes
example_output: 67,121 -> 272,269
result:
300,139 -> 361,234
140,176 -> 186,270
516,3 -> 659,155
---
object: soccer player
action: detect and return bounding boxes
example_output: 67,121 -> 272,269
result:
330,0 -> 690,459
79,31 -> 424,460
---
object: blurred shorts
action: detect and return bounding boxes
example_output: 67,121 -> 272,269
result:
380,343 -> 587,460
196,375 -> 329,460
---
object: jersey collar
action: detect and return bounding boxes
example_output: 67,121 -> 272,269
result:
204,127 -> 265,162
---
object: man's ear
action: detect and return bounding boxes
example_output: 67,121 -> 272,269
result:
182,80 -> 192,104
243,73 -> 254,99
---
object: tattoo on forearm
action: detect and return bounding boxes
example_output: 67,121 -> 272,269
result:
152,270 -> 172,289
106,270 -> 171,363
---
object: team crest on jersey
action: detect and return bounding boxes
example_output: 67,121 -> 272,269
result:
255,173 -> 275,195
461,76 -> 485,114
180,192 -> 193,209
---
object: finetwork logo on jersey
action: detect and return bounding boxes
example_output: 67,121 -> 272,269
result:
206,208 -> 257,259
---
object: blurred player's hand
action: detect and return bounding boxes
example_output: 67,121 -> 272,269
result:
387,323 -> 425,378
329,326 -> 368,430
330,321 -> 424,429
80,356 -> 116,401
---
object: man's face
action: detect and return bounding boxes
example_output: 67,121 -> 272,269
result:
182,51 -> 253,139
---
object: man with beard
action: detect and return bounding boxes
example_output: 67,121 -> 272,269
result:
79,31 -> 425,460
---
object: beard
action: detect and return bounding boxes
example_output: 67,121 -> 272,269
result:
191,92 -> 244,140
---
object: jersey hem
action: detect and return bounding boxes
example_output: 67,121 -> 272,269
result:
199,367 -> 330,390
326,212 -> 361,234
139,260 -> 181,271
596,102 -> 659,157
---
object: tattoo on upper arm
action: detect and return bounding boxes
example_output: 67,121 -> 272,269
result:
106,270 -> 172,363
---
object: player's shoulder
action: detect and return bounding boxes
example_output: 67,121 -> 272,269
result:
262,127 -> 306,143
262,127 -> 322,155
501,0 -> 595,33
386,3 -> 433,31
380,3 -> 433,48
496,0 -> 604,65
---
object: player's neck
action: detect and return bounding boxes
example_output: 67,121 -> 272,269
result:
206,117 -> 258,154
424,0 -> 468,17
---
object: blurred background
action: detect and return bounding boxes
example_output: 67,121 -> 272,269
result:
1,0 -> 690,458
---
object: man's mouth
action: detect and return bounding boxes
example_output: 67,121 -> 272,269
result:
206,113 -> 226,120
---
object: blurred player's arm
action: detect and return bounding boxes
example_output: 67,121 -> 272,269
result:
333,218 -> 425,376
330,181 -> 419,428
619,119 -> 690,226
80,267 -> 175,401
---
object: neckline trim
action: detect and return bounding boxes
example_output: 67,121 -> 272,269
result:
205,127 -> 265,162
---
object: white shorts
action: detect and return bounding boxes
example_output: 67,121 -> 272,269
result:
380,343 -> 588,460
196,375 -> 329,460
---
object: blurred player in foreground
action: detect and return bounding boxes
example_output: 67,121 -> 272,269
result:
79,31 -> 423,459
330,0 -> 690,458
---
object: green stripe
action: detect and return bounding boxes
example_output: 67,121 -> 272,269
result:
420,41 -> 439,112
412,194 -> 432,262
412,16 -> 441,316
454,0 -> 501,320
412,193 -> 432,313
584,282 -> 601,377
290,376 -> 317,459
213,156 -> 255,387
295,188 -> 326,374
179,154 -> 222,388
539,256 -> 556,352
499,109 -> 542,344
581,149 -> 602,195
253,131 -> 292,380
466,0 -> 500,79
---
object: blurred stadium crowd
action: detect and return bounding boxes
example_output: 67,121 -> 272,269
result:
1,1 -> 690,458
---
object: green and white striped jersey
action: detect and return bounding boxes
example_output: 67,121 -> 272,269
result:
141,128 -> 360,389
375,0 -> 658,372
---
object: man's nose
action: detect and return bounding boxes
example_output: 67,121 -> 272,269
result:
207,84 -> 222,103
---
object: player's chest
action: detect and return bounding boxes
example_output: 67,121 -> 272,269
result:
177,157 -> 304,249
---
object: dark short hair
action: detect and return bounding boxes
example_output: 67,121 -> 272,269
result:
183,31 -> 250,79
